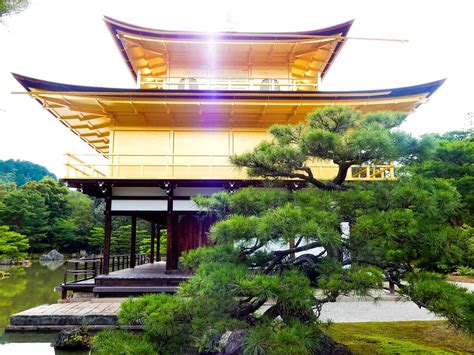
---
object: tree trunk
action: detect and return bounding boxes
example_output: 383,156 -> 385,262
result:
332,162 -> 352,186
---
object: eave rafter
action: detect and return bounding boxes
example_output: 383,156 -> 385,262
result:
26,91 -> 113,154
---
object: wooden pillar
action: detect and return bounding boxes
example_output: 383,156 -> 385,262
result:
166,187 -> 175,271
150,223 -> 155,264
102,191 -> 112,275
156,226 -> 161,261
130,216 -> 137,268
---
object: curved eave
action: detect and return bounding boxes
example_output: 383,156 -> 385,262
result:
103,16 -> 354,81
13,73 -> 445,101
12,73 -> 445,154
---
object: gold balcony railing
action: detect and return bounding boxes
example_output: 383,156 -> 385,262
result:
65,153 -> 395,181
139,76 -> 319,91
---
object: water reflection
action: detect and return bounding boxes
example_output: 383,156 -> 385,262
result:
39,260 -> 66,271
2,332 -> 89,354
0,261 -> 65,344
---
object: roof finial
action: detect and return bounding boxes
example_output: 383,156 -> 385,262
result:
223,11 -> 237,31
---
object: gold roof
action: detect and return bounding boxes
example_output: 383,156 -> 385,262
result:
104,17 -> 354,89
13,74 -> 444,154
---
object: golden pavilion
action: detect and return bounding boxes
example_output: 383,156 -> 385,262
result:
13,17 -> 444,296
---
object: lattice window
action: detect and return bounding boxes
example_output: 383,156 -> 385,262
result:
178,77 -> 199,90
260,78 -> 280,91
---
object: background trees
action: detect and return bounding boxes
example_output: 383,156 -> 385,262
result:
0,187 -> 49,251
0,168 -> 159,256
406,131 -> 473,225
0,160 -> 55,186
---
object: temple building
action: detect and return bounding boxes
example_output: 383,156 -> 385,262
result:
13,17 -> 443,296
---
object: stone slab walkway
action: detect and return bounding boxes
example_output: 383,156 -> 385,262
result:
7,300 -> 122,331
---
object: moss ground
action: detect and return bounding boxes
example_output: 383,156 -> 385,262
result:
322,321 -> 473,354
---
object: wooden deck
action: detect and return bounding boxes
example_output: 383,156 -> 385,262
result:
62,261 -> 191,298
8,263 -> 192,331
96,261 -> 190,280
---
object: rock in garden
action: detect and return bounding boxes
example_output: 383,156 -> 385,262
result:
40,249 -> 64,261
316,334 -> 352,355
219,330 -> 248,355
53,327 -> 91,350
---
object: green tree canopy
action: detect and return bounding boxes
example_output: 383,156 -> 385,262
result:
22,177 -> 69,223
0,187 -> 49,251
232,106 -> 430,190
0,225 -> 29,260
406,130 -> 473,225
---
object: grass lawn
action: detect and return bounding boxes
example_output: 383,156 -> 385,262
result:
322,321 -> 473,354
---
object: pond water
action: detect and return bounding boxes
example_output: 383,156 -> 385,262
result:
0,260 -> 89,354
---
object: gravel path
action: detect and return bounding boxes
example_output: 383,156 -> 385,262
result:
319,299 -> 441,323
451,282 -> 474,292
319,282 -> 473,323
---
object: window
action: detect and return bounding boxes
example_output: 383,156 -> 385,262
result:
178,77 -> 199,90
260,78 -> 280,91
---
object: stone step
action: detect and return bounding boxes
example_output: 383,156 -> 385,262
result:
93,286 -> 179,295
96,276 -> 188,287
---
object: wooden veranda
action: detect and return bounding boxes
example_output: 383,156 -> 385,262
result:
60,260 -> 191,299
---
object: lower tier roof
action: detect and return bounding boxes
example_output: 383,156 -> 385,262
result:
13,73 -> 444,154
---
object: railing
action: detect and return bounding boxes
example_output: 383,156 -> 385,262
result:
63,253 -> 148,285
65,153 -> 106,178
64,153 -> 395,180
348,164 -> 395,179
139,76 -> 319,91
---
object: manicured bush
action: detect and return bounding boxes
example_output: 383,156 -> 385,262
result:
92,330 -> 155,355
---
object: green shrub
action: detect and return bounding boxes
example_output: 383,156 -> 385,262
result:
244,322 -> 321,355
456,266 -> 474,276
92,330 -> 155,355
118,294 -> 193,354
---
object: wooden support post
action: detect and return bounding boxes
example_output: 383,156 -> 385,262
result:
156,226 -> 161,261
102,190 -> 112,275
166,186 -> 175,271
150,223 -> 155,264
130,216 -> 137,268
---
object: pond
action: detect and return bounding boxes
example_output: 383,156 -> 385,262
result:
0,260 -> 89,354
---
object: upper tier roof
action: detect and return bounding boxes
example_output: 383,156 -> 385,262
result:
104,16 -> 353,88
13,73 -> 444,155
